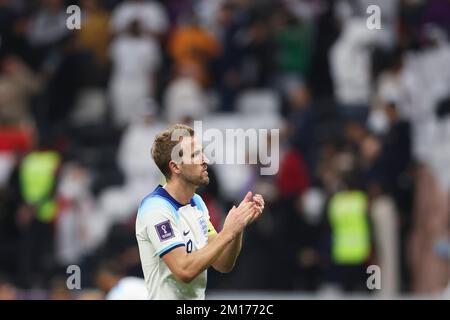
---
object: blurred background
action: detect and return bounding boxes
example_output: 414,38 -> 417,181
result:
0,0 -> 450,300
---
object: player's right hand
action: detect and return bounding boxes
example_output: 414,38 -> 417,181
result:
222,202 -> 256,238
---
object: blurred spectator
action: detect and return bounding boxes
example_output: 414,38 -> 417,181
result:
26,0 -> 69,66
281,0 -> 324,25
193,0 -> 226,34
239,14 -> 276,89
308,0 -> 339,99
0,124 -> 34,284
110,0 -> 169,38
48,276 -> 73,300
282,79 -> 317,172
0,125 -> 33,155
273,7 -> 313,81
273,126 -> 314,290
117,99 -> 166,190
276,143 -> 310,198
39,33 -> 95,145
0,0 -> 18,57
109,20 -> 161,127
163,0 -> 196,25
330,18 -> 389,123
213,0 -> 250,111
374,48 -> 405,119
77,0 -> 111,70
421,0 -> 450,39
410,165 -> 450,294
291,186 -> 327,291
97,101 -> 166,229
10,141 -> 62,288
335,0 -> 399,45
76,290 -> 104,300
325,171 -> 372,292
0,276 -> 18,300
56,162 -> 106,267
369,185 -> 400,297
0,56 -> 42,126
163,65 -> 209,124
379,103 -> 412,213
168,12 -> 221,86
27,0 -> 68,47
94,260 -> 147,300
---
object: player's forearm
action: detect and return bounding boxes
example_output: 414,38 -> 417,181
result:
176,230 -> 236,283
212,232 -> 243,273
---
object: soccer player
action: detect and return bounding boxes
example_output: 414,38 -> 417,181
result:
135,124 -> 264,299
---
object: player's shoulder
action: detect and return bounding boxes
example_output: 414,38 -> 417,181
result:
139,193 -> 171,210
192,193 -> 203,202
192,193 -> 208,213
138,186 -> 176,217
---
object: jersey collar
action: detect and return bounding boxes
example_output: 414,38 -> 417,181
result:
153,185 -> 196,209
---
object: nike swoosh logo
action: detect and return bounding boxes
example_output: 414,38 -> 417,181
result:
183,230 -> 190,236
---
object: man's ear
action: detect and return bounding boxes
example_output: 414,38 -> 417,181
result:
168,160 -> 181,176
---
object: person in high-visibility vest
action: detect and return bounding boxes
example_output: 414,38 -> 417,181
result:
326,173 -> 372,292
328,190 -> 371,265
19,150 -> 61,223
15,148 -> 61,288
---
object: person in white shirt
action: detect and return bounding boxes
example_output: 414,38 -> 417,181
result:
95,261 -> 148,300
117,99 -> 167,199
163,68 -> 209,124
109,20 -> 161,127
27,0 -> 69,47
111,0 -> 169,37
135,124 -> 265,299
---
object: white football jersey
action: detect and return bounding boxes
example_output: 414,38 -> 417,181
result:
135,185 -> 217,300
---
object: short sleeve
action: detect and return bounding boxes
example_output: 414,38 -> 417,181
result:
138,197 -> 185,257
192,194 -> 217,237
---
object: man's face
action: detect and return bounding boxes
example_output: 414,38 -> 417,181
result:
179,137 -> 209,187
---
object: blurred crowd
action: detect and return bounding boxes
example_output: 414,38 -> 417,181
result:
0,0 -> 450,299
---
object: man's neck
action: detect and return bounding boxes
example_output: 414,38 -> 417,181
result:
163,179 -> 196,205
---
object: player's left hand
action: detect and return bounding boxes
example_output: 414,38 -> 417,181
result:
249,193 -> 264,224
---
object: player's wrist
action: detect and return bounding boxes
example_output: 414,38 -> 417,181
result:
219,229 -> 237,243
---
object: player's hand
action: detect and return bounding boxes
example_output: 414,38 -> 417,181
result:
239,191 -> 253,206
237,191 -> 261,225
248,193 -> 264,224
236,191 -> 264,225
222,202 -> 256,238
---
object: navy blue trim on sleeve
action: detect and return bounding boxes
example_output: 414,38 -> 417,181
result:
159,242 -> 186,258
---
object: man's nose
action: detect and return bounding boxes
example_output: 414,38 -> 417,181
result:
203,154 -> 210,165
